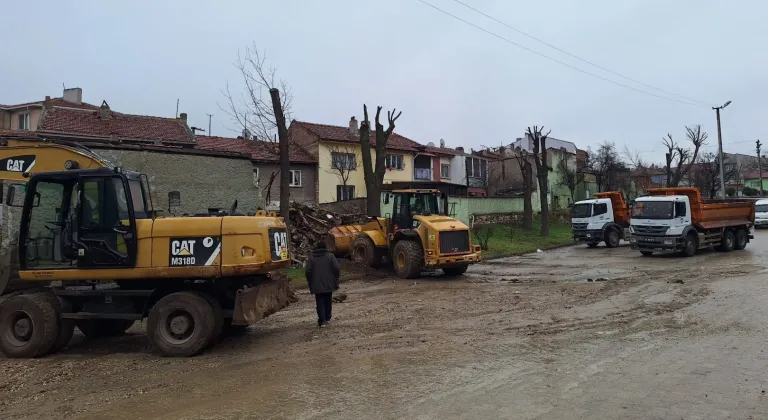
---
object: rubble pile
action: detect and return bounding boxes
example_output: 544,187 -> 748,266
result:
289,203 -> 367,262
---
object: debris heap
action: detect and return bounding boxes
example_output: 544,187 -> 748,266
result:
289,203 -> 367,262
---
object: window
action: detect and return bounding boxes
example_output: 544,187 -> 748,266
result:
675,201 -> 686,217
331,153 -> 356,170
465,157 -> 487,179
440,163 -> 451,179
289,170 -> 301,187
168,191 -> 181,207
386,154 -> 404,170
26,181 -> 66,268
18,113 -> 30,130
337,185 -> 355,201
593,203 -> 608,216
252,168 -> 259,186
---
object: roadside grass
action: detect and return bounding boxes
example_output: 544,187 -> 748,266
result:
475,220 -> 573,259
284,266 -> 306,289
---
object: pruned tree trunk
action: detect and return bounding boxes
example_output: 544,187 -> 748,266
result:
269,88 -> 290,219
522,161 -> 533,229
360,104 -> 401,217
528,126 -> 551,237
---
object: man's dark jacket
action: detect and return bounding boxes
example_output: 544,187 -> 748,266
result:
305,248 -> 340,294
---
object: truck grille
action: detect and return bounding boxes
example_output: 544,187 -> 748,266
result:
439,230 -> 470,254
632,225 -> 668,236
572,223 -> 588,230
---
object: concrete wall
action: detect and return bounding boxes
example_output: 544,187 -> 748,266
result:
92,147 -> 260,215
1,107 -> 43,131
253,162 -> 316,208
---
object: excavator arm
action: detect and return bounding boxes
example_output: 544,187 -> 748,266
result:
0,137 -> 110,182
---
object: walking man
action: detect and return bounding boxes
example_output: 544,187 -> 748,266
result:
305,241 -> 340,327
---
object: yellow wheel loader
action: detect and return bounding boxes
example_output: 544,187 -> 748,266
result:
327,189 -> 481,278
0,138 -> 292,358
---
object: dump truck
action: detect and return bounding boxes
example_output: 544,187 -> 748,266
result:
327,189 -> 481,278
0,137 -> 292,358
629,187 -> 755,257
571,191 -> 631,248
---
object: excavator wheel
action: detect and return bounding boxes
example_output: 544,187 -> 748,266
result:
0,293 -> 59,358
352,236 -> 378,268
392,240 -> 423,279
147,291 -> 217,357
49,297 -> 75,354
76,319 -> 135,338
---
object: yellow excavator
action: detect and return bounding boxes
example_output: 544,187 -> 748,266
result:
327,189 -> 481,278
0,137 -> 292,358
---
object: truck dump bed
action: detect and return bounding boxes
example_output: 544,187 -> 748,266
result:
593,191 -> 630,226
646,187 -> 755,229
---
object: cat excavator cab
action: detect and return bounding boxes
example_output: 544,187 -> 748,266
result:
0,138 -> 292,358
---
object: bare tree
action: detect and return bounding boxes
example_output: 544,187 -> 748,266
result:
326,144 -> 360,201
623,146 -> 647,198
557,155 -> 582,204
221,45 -> 292,218
514,149 -> 534,230
691,152 -> 737,198
359,105 -> 402,216
585,141 -> 626,192
662,125 -> 708,187
528,126 -> 551,237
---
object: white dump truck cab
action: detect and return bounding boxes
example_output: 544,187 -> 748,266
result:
629,195 -> 692,253
755,199 -> 768,228
571,197 -> 628,248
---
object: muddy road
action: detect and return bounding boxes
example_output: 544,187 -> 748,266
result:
3,233 -> 768,419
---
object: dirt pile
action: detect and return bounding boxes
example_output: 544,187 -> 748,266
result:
289,203 -> 367,262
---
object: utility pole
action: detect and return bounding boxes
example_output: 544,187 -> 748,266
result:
758,139 -> 764,196
206,113 -> 213,137
713,100 -> 731,199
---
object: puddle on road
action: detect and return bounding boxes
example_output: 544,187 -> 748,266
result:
469,265 -> 632,285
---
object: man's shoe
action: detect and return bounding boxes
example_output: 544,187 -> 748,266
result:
320,323 -> 327,328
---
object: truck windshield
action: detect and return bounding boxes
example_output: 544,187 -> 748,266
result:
756,204 -> 768,213
572,203 -> 591,218
632,201 -> 674,219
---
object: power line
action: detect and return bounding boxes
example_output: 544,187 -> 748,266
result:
450,0 -> 711,106
416,0 -> 708,107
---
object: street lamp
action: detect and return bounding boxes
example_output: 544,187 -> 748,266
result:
713,100 -> 731,199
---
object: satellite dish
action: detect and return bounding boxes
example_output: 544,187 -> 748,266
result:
440,138 -> 445,148
427,142 -> 435,147
242,128 -> 252,139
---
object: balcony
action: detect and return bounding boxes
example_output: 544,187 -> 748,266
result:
414,168 -> 432,180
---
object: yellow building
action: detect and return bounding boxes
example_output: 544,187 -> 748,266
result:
290,118 -> 426,204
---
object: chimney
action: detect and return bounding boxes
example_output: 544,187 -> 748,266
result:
99,100 -> 112,120
349,116 -> 358,135
179,113 -> 187,122
63,87 -> 83,105
456,146 -> 464,153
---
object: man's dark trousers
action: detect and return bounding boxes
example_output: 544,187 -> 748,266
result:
315,292 -> 333,324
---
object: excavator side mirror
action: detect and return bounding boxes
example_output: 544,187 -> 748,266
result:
384,194 -> 390,204
6,183 -> 33,207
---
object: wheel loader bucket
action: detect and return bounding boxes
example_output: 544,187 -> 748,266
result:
326,225 -> 363,256
232,272 -> 296,325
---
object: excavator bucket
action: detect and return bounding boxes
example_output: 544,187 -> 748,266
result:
326,225 -> 363,256
231,272 -> 296,325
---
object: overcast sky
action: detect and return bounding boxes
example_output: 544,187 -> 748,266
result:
3,0 -> 766,164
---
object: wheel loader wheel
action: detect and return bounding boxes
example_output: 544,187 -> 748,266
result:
0,294 -> 59,358
352,237 -> 378,268
147,291 -> 217,357
76,319 -> 134,338
392,240 -> 423,279
442,264 -> 469,276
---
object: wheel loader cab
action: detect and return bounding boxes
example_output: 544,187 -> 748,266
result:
391,190 -> 448,232
14,168 -> 146,270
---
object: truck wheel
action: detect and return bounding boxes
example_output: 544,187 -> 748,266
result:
392,240 -> 423,279
0,294 -> 59,358
76,319 -> 134,338
605,229 -> 620,248
587,243 -> 599,248
443,264 -> 469,276
718,230 -> 735,252
683,233 -> 698,257
640,251 -> 653,256
352,237 -> 378,268
734,229 -> 748,250
147,291 -> 217,357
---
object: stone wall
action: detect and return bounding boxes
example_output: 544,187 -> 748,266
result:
92,148 -> 259,215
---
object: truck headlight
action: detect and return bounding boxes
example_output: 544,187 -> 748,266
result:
586,233 -> 592,238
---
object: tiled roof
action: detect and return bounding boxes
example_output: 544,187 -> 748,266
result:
0,98 -> 99,111
195,136 -> 316,163
743,170 -> 766,180
292,120 -> 422,152
39,107 -> 194,143
425,146 -> 464,156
